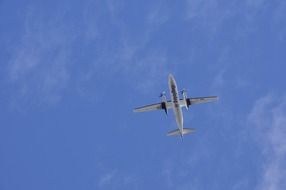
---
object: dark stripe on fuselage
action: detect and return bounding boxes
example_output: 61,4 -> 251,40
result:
168,74 -> 184,133
171,84 -> 179,103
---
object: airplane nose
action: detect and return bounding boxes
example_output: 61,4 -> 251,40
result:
169,74 -> 176,85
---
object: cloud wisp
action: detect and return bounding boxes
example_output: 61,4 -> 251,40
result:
80,0 -> 171,95
248,95 -> 286,190
7,6 -> 76,109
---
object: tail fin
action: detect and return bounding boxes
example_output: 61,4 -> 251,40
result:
167,128 -> 195,136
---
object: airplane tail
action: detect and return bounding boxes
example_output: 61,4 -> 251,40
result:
167,128 -> 195,136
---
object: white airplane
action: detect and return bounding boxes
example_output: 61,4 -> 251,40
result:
133,74 -> 218,138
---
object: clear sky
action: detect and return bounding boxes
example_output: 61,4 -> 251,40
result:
0,0 -> 286,190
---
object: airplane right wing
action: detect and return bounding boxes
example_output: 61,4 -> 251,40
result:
133,101 -> 173,113
188,96 -> 218,105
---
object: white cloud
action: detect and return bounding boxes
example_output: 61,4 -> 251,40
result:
184,0 -> 236,35
5,1 -> 174,108
97,169 -> 138,189
273,1 -> 286,41
248,95 -> 286,190
7,6 -> 75,109
98,170 -> 117,187
184,0 -> 283,39
80,1 -> 171,96
146,0 -> 170,26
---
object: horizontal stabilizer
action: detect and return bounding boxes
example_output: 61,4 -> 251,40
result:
167,128 -> 195,136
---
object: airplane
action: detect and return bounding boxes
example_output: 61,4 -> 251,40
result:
133,74 -> 218,138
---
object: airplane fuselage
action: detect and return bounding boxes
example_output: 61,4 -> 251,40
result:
168,74 -> 184,135
134,73 -> 218,137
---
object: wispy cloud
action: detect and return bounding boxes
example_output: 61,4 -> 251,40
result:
146,0 -> 170,26
273,1 -> 286,41
96,168 -> 138,190
248,95 -> 286,190
7,5 -> 76,109
98,170 -> 117,187
184,0 -> 237,36
184,0 -> 284,39
80,1 -> 171,95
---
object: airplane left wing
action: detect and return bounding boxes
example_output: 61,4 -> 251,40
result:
188,96 -> 218,105
133,101 -> 172,113
179,96 -> 218,107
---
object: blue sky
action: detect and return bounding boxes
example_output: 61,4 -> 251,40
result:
0,0 -> 286,189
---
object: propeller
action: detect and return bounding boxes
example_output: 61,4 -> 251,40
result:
159,91 -> 166,97
159,91 -> 168,115
181,88 -> 187,95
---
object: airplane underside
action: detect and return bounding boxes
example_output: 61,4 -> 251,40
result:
133,74 -> 218,138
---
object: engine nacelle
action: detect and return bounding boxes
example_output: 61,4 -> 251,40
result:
181,89 -> 191,110
160,91 -> 168,115
186,98 -> 191,108
161,101 -> 168,115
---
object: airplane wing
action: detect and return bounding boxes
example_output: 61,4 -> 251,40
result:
179,96 -> 218,107
188,96 -> 218,105
133,101 -> 173,113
